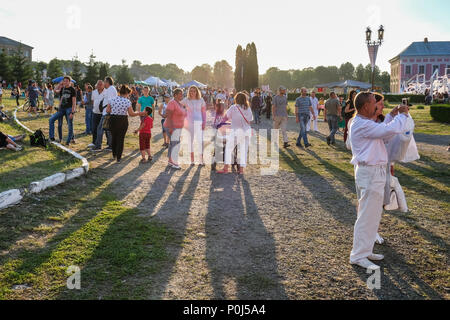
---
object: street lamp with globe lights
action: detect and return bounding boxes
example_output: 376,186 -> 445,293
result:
366,25 -> 384,91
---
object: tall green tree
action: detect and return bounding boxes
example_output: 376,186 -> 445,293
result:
355,64 -> 365,82
47,58 -> 63,80
248,42 -> 259,90
213,60 -> 234,88
0,51 -> 11,83
84,52 -> 99,86
191,64 -> 213,85
234,45 -> 244,91
70,55 -> 83,84
339,62 -> 355,80
116,59 -> 133,84
33,61 -> 48,83
10,44 -> 33,84
99,62 -> 109,81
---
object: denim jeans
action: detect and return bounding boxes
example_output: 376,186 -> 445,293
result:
327,115 -> 339,143
95,114 -> 112,149
297,113 -> 310,145
253,109 -> 260,124
49,108 -> 73,143
85,107 -> 93,134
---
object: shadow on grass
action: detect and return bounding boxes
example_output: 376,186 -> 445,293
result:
205,172 -> 287,299
279,148 -> 445,299
0,148 -> 173,299
131,165 -> 201,299
352,241 -> 444,299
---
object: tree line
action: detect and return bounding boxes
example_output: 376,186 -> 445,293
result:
260,62 -> 391,92
0,45 -> 390,92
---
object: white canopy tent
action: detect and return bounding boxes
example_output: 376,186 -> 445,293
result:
143,76 -> 168,87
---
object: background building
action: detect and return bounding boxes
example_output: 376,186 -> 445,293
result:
0,36 -> 33,61
389,38 -> 450,93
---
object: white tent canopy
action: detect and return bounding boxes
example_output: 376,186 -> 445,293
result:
143,76 -> 167,87
162,79 -> 179,87
180,80 -> 207,89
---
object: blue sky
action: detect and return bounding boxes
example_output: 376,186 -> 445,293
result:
0,0 -> 449,73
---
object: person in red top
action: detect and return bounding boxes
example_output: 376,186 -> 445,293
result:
134,107 -> 154,163
163,88 -> 187,169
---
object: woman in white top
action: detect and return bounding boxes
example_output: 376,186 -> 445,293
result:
181,85 -> 207,165
217,92 -> 253,175
105,85 -> 143,163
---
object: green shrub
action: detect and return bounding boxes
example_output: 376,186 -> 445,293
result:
430,105 -> 450,123
383,94 -> 426,103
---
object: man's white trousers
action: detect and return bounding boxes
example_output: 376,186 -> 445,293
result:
350,164 -> 386,263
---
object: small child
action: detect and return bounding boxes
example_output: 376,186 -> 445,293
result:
134,107 -> 153,163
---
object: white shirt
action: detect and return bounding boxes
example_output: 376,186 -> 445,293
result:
92,89 -> 107,114
349,113 -> 408,166
182,98 -> 206,124
103,85 -> 118,115
310,97 -> 319,111
225,104 -> 254,132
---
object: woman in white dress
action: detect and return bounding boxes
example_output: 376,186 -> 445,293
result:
182,86 -> 207,165
217,92 -> 253,175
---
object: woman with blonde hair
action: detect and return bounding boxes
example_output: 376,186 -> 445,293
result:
217,92 -> 253,175
181,85 -> 207,165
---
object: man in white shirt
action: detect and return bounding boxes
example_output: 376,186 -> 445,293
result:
348,92 -> 409,270
89,80 -> 106,149
92,77 -> 116,151
307,91 -> 319,132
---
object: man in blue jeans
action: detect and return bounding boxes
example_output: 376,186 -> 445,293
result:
49,76 -> 76,145
295,87 -> 315,148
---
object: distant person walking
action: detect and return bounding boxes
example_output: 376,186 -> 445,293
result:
251,90 -> 262,124
84,84 -> 94,135
272,86 -> 290,148
264,93 -> 272,119
158,94 -> 171,148
324,92 -> 341,146
308,91 -> 319,132
344,90 -> 357,143
44,83 -> 55,114
295,87 -> 315,148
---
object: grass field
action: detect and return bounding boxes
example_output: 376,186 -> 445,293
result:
0,91 -> 82,191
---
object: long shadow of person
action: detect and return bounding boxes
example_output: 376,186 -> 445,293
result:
205,173 -> 287,299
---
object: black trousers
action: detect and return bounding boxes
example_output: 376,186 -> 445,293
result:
92,113 -> 103,144
266,104 -> 272,119
110,115 -> 128,161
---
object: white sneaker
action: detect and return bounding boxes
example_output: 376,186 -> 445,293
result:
28,113 -> 32,117
351,258 -> 380,270
87,143 -> 95,148
368,254 -> 384,261
375,233 -> 385,244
